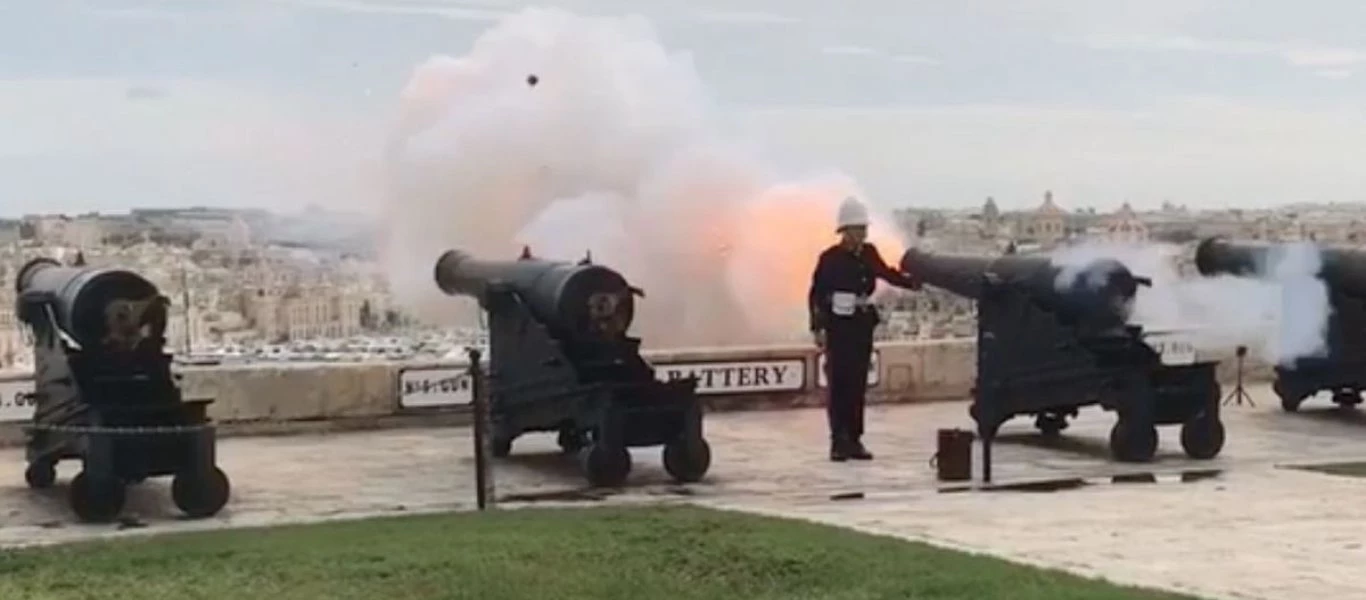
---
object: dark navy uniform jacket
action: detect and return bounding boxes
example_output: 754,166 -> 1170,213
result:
807,242 -> 920,333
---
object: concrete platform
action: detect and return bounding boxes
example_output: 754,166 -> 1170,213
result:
3,384 -> 1366,600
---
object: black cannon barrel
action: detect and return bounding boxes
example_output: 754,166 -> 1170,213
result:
434,249 -> 637,340
15,257 -> 166,349
1193,237 -> 1264,278
900,248 -> 1144,323
897,250 -> 998,299
1196,236 -> 1366,296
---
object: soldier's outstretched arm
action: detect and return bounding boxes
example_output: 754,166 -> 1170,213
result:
865,244 -> 921,290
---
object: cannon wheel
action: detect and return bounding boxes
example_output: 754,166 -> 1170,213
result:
662,437 -> 711,483
1108,418 -> 1158,463
24,460 -> 56,490
172,467 -> 231,519
1179,413 -> 1225,460
580,443 -> 631,488
70,471 -> 125,523
1273,380 -> 1304,412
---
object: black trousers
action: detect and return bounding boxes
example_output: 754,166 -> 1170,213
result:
825,314 -> 876,443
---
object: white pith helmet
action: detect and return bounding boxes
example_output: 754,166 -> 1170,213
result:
836,196 -> 870,232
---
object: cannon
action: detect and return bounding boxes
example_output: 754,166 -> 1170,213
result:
13,257 -> 230,522
434,247 -> 711,487
901,248 -> 1225,470
1195,236 -> 1364,412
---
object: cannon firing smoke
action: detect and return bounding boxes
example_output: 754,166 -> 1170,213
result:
1049,242 -> 1330,366
380,8 -> 905,348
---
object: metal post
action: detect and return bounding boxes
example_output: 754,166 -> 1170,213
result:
467,347 -> 494,510
180,267 -> 193,356
982,436 -> 993,484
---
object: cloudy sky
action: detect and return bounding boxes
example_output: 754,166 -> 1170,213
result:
6,0 -> 1366,215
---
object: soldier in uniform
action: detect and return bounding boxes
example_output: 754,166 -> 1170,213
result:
808,197 -> 920,461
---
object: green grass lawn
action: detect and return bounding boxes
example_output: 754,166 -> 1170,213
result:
0,505 -> 1199,600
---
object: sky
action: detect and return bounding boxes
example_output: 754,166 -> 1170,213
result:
6,0 -> 1366,215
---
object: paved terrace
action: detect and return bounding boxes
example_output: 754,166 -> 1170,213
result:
3,384 -> 1366,600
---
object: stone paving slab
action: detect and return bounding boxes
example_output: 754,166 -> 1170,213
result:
2,385 -> 1366,599
706,466 -> 1366,600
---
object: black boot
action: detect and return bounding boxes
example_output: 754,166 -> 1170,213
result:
829,438 -> 850,462
848,438 -> 873,460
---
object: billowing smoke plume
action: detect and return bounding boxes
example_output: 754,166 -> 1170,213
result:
380,8 -> 905,347
1049,242 -> 1330,366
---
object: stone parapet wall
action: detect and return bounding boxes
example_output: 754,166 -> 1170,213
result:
0,337 -> 1273,446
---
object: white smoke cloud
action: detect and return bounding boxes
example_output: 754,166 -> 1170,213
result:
379,8 -> 906,348
1049,241 -> 1330,366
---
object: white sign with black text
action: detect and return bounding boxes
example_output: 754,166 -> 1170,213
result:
816,350 -> 881,388
1147,333 -> 1197,366
398,366 -> 474,408
0,378 -> 36,423
655,359 -> 806,395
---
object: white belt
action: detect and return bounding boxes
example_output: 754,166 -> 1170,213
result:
831,292 -> 872,316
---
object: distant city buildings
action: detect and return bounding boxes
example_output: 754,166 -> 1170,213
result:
0,207 -> 400,372
1,198 -> 1365,371
880,190 -> 1366,340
